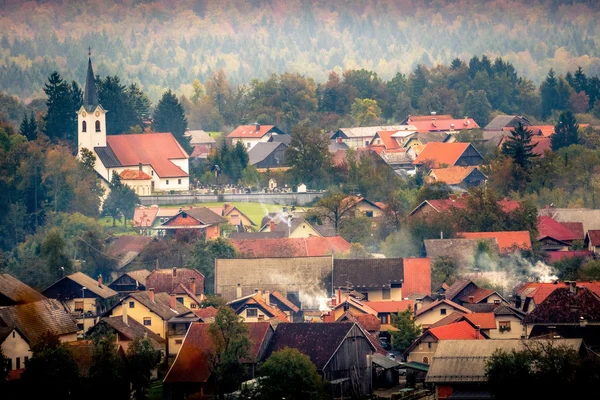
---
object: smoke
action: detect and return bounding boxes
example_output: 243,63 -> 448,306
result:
265,269 -> 331,311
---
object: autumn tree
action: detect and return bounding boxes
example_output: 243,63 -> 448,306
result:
286,124 -> 332,187
312,191 -> 355,234
350,98 -> 382,126
41,227 -> 73,279
551,111 -> 579,151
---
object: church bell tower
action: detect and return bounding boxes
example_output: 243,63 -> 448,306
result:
77,48 -> 107,157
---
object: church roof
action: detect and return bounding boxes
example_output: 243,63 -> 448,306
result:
105,133 -> 189,178
83,55 -> 99,112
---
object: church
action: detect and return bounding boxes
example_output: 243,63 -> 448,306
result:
77,54 -> 189,195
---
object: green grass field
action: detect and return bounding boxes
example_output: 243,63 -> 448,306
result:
98,216 -> 138,236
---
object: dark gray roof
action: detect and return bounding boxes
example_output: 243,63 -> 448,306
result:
269,134 -> 292,145
416,132 -> 451,144
94,146 -> 122,167
0,274 -> 47,305
424,238 -> 499,266
84,56 -> 98,111
484,115 -> 531,131
124,291 -> 190,320
97,316 -> 164,350
248,142 -> 288,165
333,259 -> 404,289
328,141 -> 349,152
162,208 -> 227,226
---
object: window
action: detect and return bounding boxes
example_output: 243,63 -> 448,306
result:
75,301 -> 84,312
440,308 -> 447,315
166,180 -> 169,185
82,121 -> 87,132
95,120 -> 101,132
12,331 -> 15,338
77,323 -> 84,331
190,303 -> 197,309
151,170 -> 154,176
7,358 -> 12,370
379,314 -> 388,324
178,179 -> 182,185
175,339 -> 183,345
365,210 -> 373,218
494,300 -> 501,304
247,308 -> 258,317
377,139 -> 381,144
422,357 -> 429,364
16,357 -> 20,370
382,288 -> 391,300
129,301 -> 135,308
176,297 -> 184,304
428,342 -> 432,349
258,315 -> 265,321
499,321 -> 511,332
143,317 -> 151,326
365,141 -> 369,146
247,142 -> 251,148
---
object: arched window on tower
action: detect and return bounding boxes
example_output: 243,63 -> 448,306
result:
95,120 -> 101,132
82,121 -> 87,132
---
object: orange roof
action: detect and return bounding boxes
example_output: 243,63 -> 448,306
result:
363,300 -> 414,314
527,125 -> 555,137
413,196 -> 520,215
538,216 -> 580,242
227,124 -> 275,138
193,306 -> 218,320
107,133 -> 188,178
133,207 -> 159,227
119,169 -> 152,180
372,130 -> 401,150
413,142 -> 475,167
403,258 -> 431,297
531,136 -> 552,157
429,166 -> 481,185
427,320 -> 487,340
461,313 -> 497,330
231,236 -> 350,258
244,294 -> 290,322
461,288 -> 497,304
407,115 -> 454,122
458,231 -> 532,253
406,118 -> 480,133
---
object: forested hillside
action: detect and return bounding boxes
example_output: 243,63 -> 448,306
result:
1,0 -> 600,102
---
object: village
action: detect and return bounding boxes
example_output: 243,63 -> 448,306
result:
1,44 -> 600,400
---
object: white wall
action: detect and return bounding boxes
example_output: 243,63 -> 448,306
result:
78,106 -> 107,157
233,136 -> 270,150
1,329 -> 31,370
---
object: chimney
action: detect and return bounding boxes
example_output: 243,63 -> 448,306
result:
431,111 -> 437,116
190,277 -> 196,295
468,296 -> 475,304
337,288 -> 342,305
475,325 -> 480,339
236,283 -> 242,299
269,221 -> 275,232
440,231 -> 444,240
172,267 -> 177,277
432,117 -> 436,127
122,301 -> 128,326
255,123 -> 260,132
439,293 -> 446,300
170,293 -> 177,309
148,288 -> 155,302
138,162 -> 142,172
264,290 -> 271,305
336,137 -> 342,143
450,123 -> 454,130
97,274 -> 103,288
343,301 -> 349,312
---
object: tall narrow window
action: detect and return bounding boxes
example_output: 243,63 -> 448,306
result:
82,121 -> 87,132
95,120 -> 101,132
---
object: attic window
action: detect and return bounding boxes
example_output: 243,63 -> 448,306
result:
440,308 -> 447,315
366,211 -> 373,218
247,308 -> 257,317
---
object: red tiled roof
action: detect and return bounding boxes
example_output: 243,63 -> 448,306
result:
428,320 -> 486,340
227,125 -> 275,138
231,236 -> 350,258
406,118 -> 480,133
560,222 -> 584,240
546,250 -> 594,263
164,322 -> 272,383
460,288 -> 496,304
415,299 -> 472,316
429,166 -> 480,185
461,313 -> 497,330
119,169 -> 152,180
193,306 -> 218,320
403,258 -> 431,297
372,131 -> 401,150
146,268 -> 204,296
527,125 -> 555,137
363,300 -> 414,314
531,136 -> 552,157
407,115 -> 454,122
516,281 -> 600,306
537,216 -> 580,242
190,144 -> 211,158
427,311 -> 466,329
587,230 -> 600,246
271,291 -> 300,313
133,207 -> 159,227
107,133 -> 188,178
416,197 -> 520,215
413,142 -> 473,167
458,231 -> 532,253
242,294 -> 290,322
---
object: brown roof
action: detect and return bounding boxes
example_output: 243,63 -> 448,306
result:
56,272 -> 118,299
460,313 -> 497,330
0,299 -> 78,343
445,279 -> 475,302
427,311 -> 466,329
164,322 -> 272,383
332,259 -> 403,289
106,133 -> 189,178
587,230 -> 600,246
125,291 -> 190,320
232,236 -> 350,258
119,169 -> 152,180
227,293 -> 290,322
459,287 -> 498,304
193,306 -> 218,320
107,236 -> 152,269
97,316 -> 164,350
146,268 -> 204,296
270,291 -> 300,313
132,207 -> 159,228
523,286 -> 600,324
0,274 -> 47,305
124,270 -> 151,286
416,299 -> 472,317
335,312 -> 386,355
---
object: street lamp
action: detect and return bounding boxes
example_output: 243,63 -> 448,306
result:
81,286 -> 86,312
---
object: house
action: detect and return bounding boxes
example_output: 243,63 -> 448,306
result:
106,235 -> 152,272
118,167 -> 154,196
427,166 -> 487,188
542,207 -> 600,234
231,236 -> 351,258
364,300 -> 415,335
248,142 -> 288,168
108,270 -> 151,294
259,216 -> 322,238
0,300 -> 79,362
42,272 -> 118,335
459,303 -> 527,339
166,307 -> 219,360
89,315 -> 165,354
403,320 -> 486,365
103,290 -> 190,338
425,339 -> 584,400
537,216 -> 584,251
227,291 -> 291,323
0,274 -> 47,306
442,279 -> 507,307
458,231 -> 532,254
397,258 -> 432,299
332,259 -> 405,301
163,322 -> 274,399
424,238 -> 500,267
78,55 -> 189,194
208,203 -> 256,231
546,250 -> 594,263
215,256 -> 333,306
331,125 -> 416,148
341,196 -> 385,218
146,267 -> 205,309
523,283 -> 600,346
369,130 -> 403,150
412,142 -> 484,168
378,149 -> 416,172
156,208 -> 227,239
484,115 -> 532,131
409,195 -> 520,218
585,230 -> 600,254
402,132 -> 455,148
265,323 -> 376,398
185,129 -> 216,148
512,281 -> 600,313
414,299 -> 473,329
227,124 -> 287,150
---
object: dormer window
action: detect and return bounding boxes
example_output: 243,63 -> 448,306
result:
82,121 -> 87,132
95,120 -> 101,132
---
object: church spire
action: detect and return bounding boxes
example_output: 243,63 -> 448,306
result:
84,48 -> 98,111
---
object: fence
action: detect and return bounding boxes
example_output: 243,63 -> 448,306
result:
139,191 -> 325,206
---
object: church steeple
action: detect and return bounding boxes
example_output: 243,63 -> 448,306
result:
84,48 -> 98,111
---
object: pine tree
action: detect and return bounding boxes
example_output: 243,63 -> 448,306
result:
44,72 -> 77,146
540,69 -> 558,119
463,90 -> 492,126
501,122 -> 539,170
152,90 -> 191,153
551,111 -> 580,151
97,76 -> 136,134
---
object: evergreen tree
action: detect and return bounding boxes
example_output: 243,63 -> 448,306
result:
390,307 -> 422,354
551,111 -> 579,151
540,69 -> 558,119
41,227 -> 73,279
19,112 -> 37,140
463,90 -> 492,126
126,338 -> 161,400
410,64 -> 429,108
102,171 -> 139,227
127,83 -> 151,129
501,122 -> 539,170
44,72 -> 78,147
97,76 -> 136,134
573,66 -> 588,94
153,90 -> 191,153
